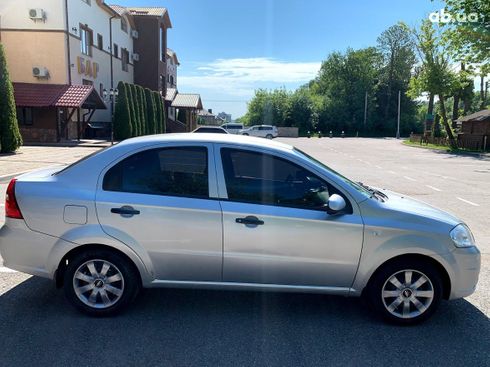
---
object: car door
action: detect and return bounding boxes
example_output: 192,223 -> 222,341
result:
96,143 -> 222,282
216,146 -> 364,289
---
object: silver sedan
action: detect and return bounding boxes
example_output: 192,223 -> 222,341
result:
0,134 -> 480,324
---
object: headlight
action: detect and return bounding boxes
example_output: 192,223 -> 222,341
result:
450,224 -> 476,248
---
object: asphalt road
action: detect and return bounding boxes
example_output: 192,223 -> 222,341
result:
0,138 -> 489,367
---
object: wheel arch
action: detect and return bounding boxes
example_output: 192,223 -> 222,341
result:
362,253 -> 451,300
55,243 -> 145,289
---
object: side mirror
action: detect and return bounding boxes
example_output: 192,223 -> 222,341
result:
327,194 -> 346,214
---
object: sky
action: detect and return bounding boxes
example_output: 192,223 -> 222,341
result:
114,0 -> 445,119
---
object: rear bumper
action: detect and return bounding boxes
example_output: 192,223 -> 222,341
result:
0,219 -> 64,279
435,246 -> 481,300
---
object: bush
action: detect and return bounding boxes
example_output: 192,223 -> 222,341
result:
137,86 -> 147,135
113,81 -> 132,140
126,83 -> 139,137
0,44 -> 22,152
144,88 -> 156,134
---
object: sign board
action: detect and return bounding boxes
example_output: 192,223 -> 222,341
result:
77,57 -> 99,78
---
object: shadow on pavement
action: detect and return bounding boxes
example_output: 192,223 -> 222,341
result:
1,277 -> 488,366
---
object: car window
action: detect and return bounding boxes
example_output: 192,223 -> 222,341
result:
103,147 -> 208,198
259,126 -> 271,131
220,148 -> 332,210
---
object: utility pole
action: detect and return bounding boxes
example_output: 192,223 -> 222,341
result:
396,90 -> 401,139
363,91 -> 368,128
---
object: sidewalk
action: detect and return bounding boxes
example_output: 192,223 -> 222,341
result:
23,139 -> 113,148
0,145 -> 102,181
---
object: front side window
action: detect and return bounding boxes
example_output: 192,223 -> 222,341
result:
103,147 -> 209,198
221,148 -> 331,210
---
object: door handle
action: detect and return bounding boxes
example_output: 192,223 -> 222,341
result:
111,206 -> 140,217
236,216 -> 264,226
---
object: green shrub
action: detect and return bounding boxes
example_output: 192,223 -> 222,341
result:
145,88 -> 156,134
0,44 -> 22,152
113,81 -> 132,140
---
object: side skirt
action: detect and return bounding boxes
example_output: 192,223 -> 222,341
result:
147,279 -> 356,296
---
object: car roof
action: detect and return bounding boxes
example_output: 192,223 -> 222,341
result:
116,133 -> 292,151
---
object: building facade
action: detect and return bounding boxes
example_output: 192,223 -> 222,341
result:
0,0 -> 172,142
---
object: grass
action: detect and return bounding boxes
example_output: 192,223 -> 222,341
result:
403,139 -> 487,154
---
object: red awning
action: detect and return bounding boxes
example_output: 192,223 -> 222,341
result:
13,83 -> 107,109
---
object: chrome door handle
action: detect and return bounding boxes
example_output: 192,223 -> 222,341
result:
111,206 -> 140,217
235,216 -> 264,226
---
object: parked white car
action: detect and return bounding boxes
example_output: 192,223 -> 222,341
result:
220,123 -> 244,134
239,125 -> 278,139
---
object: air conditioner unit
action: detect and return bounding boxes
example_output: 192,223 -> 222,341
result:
29,8 -> 45,20
32,66 -> 49,78
132,53 -> 140,61
131,30 -> 139,39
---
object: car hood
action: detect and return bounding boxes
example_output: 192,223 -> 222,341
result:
378,189 -> 461,227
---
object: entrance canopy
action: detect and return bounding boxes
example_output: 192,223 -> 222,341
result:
13,83 -> 106,109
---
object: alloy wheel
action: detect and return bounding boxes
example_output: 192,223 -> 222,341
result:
381,269 -> 434,319
73,259 -> 125,309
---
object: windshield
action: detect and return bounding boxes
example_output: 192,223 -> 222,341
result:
294,148 -> 373,198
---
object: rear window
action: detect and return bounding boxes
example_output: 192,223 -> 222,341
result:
103,147 -> 209,198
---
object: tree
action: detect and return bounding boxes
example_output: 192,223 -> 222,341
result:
285,88 -> 314,136
0,44 -> 22,153
136,86 -> 146,135
113,81 -> 132,140
409,20 -> 459,148
127,83 -> 139,136
441,0 -> 489,65
144,88 -> 156,134
376,23 -> 416,123
153,92 -> 164,133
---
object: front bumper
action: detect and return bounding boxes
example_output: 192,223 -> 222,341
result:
435,246 -> 481,300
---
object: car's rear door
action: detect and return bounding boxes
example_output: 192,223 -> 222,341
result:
95,143 -> 223,282
216,146 -> 364,288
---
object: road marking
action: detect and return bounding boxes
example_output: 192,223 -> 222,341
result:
388,170 -> 397,175
0,267 -> 17,273
403,176 -> 417,182
457,197 -> 480,207
425,185 -> 442,192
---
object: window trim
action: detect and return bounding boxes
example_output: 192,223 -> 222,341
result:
215,145 -> 353,213
99,144 -> 218,199
80,24 -> 93,56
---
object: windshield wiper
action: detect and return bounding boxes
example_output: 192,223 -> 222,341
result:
357,182 -> 388,201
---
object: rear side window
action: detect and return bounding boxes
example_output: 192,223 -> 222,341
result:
103,147 -> 208,198
221,148 -> 333,210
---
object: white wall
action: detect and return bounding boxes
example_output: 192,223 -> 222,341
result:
67,1 -> 134,122
0,0 -> 65,30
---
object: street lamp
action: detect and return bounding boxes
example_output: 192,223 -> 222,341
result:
103,88 -> 118,145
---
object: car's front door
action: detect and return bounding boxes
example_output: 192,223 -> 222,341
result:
216,146 -> 363,288
96,144 -> 222,282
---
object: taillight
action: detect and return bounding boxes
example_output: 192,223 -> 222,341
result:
5,179 -> 23,219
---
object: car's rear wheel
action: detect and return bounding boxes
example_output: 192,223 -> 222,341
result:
266,134 -> 273,139
366,259 -> 443,325
242,133 -> 249,136
63,249 -> 140,316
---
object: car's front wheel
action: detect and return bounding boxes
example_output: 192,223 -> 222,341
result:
366,259 -> 443,325
63,249 -> 140,316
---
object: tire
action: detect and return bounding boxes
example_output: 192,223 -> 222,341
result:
63,248 -> 140,317
266,134 -> 273,139
242,133 -> 249,136
365,258 -> 443,325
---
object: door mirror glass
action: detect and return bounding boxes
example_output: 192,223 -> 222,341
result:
327,194 -> 346,214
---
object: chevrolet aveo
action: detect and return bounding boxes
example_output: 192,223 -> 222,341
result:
0,134 -> 480,324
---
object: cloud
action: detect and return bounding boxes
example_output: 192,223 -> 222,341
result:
178,57 -> 321,97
